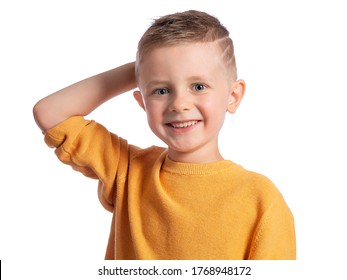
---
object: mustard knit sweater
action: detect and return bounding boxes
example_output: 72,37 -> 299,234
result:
45,116 -> 296,260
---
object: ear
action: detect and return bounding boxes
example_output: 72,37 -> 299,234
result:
227,79 -> 246,114
133,90 -> 146,111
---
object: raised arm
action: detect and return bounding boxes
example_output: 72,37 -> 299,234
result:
33,62 -> 136,133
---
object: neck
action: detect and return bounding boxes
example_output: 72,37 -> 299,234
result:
168,148 -> 224,164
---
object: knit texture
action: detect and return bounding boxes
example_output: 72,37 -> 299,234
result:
45,116 -> 296,260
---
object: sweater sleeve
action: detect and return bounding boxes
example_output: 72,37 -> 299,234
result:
248,196 -> 296,260
44,116 -> 129,212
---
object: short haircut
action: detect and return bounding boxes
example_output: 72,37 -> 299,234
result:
136,10 -> 237,80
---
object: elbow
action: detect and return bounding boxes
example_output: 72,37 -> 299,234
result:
33,100 -> 49,133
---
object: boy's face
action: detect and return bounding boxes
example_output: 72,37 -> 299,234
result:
134,42 -> 245,163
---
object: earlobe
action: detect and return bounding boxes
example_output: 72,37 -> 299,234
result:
227,79 -> 246,114
133,90 -> 146,111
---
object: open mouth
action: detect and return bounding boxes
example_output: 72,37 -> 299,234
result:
168,120 -> 201,128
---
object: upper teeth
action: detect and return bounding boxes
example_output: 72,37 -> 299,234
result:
171,121 -> 198,128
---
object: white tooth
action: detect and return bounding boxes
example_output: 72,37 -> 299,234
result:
172,121 -> 197,128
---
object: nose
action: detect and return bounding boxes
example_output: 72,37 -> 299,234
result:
169,91 -> 193,113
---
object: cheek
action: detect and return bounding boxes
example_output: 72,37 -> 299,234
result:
198,97 -> 228,129
144,102 -> 163,124
201,96 -> 228,116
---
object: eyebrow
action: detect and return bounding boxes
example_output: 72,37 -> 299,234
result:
187,75 -> 212,83
145,75 -> 212,88
145,80 -> 170,89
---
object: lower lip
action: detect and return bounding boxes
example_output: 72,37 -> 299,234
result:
166,121 -> 200,133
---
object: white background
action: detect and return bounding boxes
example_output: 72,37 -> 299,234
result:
1,0 -> 346,279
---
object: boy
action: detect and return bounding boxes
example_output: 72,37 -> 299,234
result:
33,10 -> 296,260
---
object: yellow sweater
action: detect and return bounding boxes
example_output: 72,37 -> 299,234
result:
45,116 -> 296,260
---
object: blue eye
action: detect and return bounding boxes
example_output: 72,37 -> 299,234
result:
193,84 -> 206,91
154,88 -> 169,95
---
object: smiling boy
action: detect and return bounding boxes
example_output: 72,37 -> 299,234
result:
134,41 -> 243,163
33,10 -> 296,259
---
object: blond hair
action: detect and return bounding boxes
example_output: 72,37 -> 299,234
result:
136,10 -> 237,80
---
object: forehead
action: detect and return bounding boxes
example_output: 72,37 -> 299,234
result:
137,41 -> 227,83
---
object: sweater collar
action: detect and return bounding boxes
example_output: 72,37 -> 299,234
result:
162,154 -> 236,175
